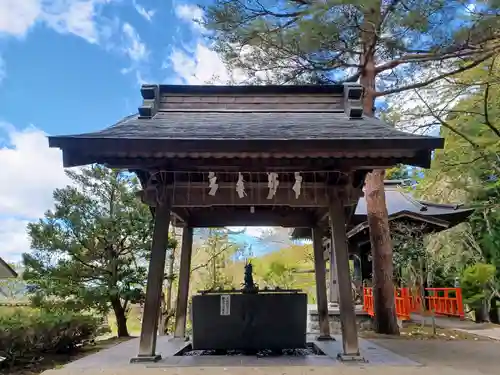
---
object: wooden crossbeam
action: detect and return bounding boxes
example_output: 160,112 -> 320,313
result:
139,182 -> 334,208
182,209 -> 318,227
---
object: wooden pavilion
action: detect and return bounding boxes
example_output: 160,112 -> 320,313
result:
48,83 -> 443,362
292,180 -> 473,303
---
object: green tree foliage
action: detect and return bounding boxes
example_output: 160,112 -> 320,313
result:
204,0 -> 499,87
461,263 -> 497,321
22,166 -> 161,337
203,0 -> 500,334
261,260 -> 297,289
414,59 -> 500,320
391,222 -> 427,286
191,229 -> 242,290
386,165 -> 411,181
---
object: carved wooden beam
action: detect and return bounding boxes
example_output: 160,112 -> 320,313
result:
138,182 -> 334,208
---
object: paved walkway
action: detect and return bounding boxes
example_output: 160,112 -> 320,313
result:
40,366 -> 498,375
373,338 -> 500,375
46,335 -> 417,370
41,333 -> 500,375
411,313 -> 500,340
39,333 -> 500,375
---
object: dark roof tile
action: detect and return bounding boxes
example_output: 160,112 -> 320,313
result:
63,111 -> 436,141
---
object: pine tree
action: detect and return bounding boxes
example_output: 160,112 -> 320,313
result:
203,0 -> 500,333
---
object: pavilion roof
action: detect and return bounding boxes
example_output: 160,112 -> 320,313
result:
48,84 -> 443,169
353,180 -> 474,226
291,180 -> 474,240
55,111 -> 431,142
0,257 -> 17,279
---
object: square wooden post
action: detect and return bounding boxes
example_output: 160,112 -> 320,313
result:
312,226 -> 333,341
131,201 -> 172,363
328,195 -> 364,361
174,226 -> 194,338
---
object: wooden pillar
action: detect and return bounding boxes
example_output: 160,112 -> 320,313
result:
328,195 -> 363,360
131,201 -> 172,363
312,226 -> 333,340
174,226 -> 194,338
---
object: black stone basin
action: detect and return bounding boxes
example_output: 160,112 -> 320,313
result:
191,291 -> 307,351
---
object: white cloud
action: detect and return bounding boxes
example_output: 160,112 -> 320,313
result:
42,0 -> 108,44
229,227 -> 271,237
168,43 -> 230,84
169,3 -> 230,84
120,22 -> 150,85
0,0 -> 41,37
0,1 -> 150,85
174,3 -> 204,31
0,218 -> 31,262
133,0 -> 155,22
122,22 -> 148,62
0,123 -> 70,261
0,0 -> 114,44
169,3 -> 270,85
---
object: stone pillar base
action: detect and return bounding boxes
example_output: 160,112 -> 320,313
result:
130,354 -> 162,363
337,353 -> 366,362
317,335 -> 335,341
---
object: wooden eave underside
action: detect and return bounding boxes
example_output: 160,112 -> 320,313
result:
59,152 -> 433,170
48,136 -> 438,169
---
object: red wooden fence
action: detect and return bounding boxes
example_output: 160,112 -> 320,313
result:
424,287 -> 465,319
363,287 -> 464,321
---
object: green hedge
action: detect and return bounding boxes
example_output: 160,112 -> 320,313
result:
0,308 -> 106,367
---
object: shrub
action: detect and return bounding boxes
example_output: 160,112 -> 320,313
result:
461,263 -> 496,309
0,308 -> 106,368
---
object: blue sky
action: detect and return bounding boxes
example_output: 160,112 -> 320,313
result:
0,0 -> 451,262
0,0 -> 257,262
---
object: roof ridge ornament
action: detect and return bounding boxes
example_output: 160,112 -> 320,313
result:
138,84 -> 160,119
343,83 -> 364,119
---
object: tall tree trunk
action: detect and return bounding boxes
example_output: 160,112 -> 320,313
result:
159,248 -> 176,335
111,296 -> 129,337
360,1 -> 399,335
475,300 -> 490,323
365,171 -> 399,334
489,298 -> 499,324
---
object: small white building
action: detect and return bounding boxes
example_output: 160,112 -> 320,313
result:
0,257 -> 17,279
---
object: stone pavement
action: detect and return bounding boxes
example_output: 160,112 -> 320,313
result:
40,333 -> 500,375
411,313 -> 500,340
41,335 -> 419,374
373,338 -> 500,375
41,365 -> 497,375
48,335 -> 416,370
